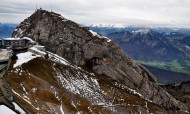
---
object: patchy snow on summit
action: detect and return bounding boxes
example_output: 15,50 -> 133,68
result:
132,28 -> 152,35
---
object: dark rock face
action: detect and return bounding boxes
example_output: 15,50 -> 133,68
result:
162,81 -> 190,93
162,81 -> 190,111
12,9 -> 188,112
107,29 -> 185,62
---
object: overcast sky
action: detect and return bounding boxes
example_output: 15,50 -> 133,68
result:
0,0 -> 190,28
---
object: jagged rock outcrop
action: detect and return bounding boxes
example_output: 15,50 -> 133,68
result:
162,81 -> 190,111
162,81 -> 190,93
12,9 -> 188,112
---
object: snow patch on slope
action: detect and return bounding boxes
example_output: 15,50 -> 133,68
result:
60,101 -> 65,114
30,46 -> 46,55
14,52 -> 42,68
13,102 -> 26,114
0,105 -> 16,114
89,30 -> 111,42
54,65 -> 119,113
114,82 -> 153,103
22,37 -> 36,43
12,89 -> 37,110
14,40 -> 47,68
47,51 -> 70,66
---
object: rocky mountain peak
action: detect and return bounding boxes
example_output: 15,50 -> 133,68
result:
12,9 -> 188,112
132,28 -> 163,39
133,28 -> 152,34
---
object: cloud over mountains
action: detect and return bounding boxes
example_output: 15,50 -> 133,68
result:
0,0 -> 190,28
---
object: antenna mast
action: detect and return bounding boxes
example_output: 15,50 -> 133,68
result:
50,0 -> 52,12
35,0 -> 37,10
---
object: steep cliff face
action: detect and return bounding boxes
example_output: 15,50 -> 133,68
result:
12,9 -> 188,112
162,81 -> 190,93
162,81 -> 190,111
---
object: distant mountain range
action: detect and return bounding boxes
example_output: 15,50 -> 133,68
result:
88,24 -> 190,36
108,29 -> 190,75
0,23 -> 17,38
1,23 -> 190,39
88,25 -> 190,81
107,29 -> 186,62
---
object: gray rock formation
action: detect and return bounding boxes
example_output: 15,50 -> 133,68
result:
12,9 -> 188,112
163,81 -> 190,93
162,81 -> 190,112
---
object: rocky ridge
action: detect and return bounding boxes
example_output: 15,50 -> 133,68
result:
162,81 -> 190,111
12,9 -> 188,112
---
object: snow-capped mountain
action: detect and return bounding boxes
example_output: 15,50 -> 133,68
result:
107,28 -> 185,61
87,24 -> 190,36
8,9 -> 189,113
107,28 -> 190,83
88,24 -> 128,28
